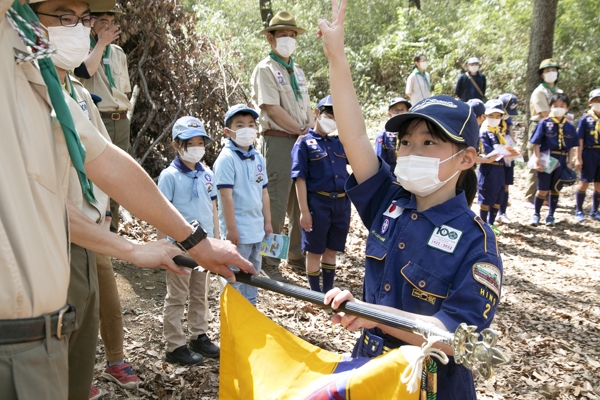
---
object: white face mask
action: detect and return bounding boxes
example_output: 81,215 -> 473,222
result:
468,65 -> 480,73
419,61 -> 428,70
48,24 -> 91,70
551,107 -> 567,118
394,149 -> 464,197
232,127 -> 258,147
544,71 -> 558,84
275,37 -> 296,58
180,146 -> 205,164
318,117 -> 337,134
487,118 -> 501,128
592,103 -> 600,112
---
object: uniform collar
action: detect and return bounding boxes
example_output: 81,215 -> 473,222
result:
172,156 -> 205,173
226,139 -> 258,159
394,189 -> 469,226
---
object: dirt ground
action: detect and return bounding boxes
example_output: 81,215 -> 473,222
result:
94,165 -> 600,400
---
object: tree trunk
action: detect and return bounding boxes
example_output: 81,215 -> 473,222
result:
525,0 -> 558,124
408,0 -> 421,9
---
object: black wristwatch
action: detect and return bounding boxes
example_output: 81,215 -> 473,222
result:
175,220 -> 207,251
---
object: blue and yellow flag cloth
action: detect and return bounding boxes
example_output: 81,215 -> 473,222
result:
219,285 -> 419,399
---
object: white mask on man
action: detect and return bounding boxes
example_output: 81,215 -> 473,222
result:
275,37 -> 296,58
468,65 -> 480,73
48,24 -> 91,70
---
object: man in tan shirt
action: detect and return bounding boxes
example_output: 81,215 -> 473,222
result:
251,11 -> 313,281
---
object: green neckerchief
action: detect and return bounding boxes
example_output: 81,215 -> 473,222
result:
541,82 -> 557,94
90,35 -> 116,88
9,0 -> 96,203
413,67 -> 430,90
66,73 -> 77,101
269,51 -> 302,102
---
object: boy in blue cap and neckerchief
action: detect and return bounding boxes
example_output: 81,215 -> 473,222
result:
466,98 -> 486,127
496,93 -> 519,224
291,95 -> 351,292
374,96 -> 412,174
574,88 -> 600,221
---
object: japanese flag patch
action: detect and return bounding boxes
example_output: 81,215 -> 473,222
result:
546,121 -> 554,130
383,203 -> 404,219
427,225 -> 463,253
305,139 -> 318,146
472,262 -> 501,297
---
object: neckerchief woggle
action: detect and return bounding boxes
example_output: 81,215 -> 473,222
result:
269,51 -> 302,102
8,0 -> 96,202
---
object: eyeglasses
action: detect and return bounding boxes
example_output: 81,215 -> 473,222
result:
37,12 -> 97,28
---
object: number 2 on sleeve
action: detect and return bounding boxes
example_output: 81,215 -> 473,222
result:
483,303 -> 491,319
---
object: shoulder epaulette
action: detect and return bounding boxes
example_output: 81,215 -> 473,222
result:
473,215 -> 499,257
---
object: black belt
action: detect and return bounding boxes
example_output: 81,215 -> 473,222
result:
0,305 -> 76,345
316,191 -> 346,198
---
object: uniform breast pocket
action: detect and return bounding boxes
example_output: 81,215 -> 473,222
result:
333,151 -> 347,159
309,150 -> 328,161
400,261 -> 450,315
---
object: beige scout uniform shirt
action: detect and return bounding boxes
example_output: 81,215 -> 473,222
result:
405,71 -> 431,105
81,44 -> 132,112
251,57 -> 311,133
530,84 -> 563,122
1,2 -> 69,319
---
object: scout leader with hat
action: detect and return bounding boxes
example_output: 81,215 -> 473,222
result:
574,88 -> 600,222
251,11 -> 312,281
524,58 -> 564,205
454,56 -> 487,102
374,96 -> 412,174
318,3 -> 503,398
291,95 -> 351,293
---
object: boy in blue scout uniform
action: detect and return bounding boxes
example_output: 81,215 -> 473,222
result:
574,88 -> 600,222
529,93 -> 579,226
374,96 -> 412,174
466,98 -> 486,127
291,95 -> 350,292
496,93 -> 519,224
157,117 -> 221,366
214,105 -> 272,305
318,4 -> 503,397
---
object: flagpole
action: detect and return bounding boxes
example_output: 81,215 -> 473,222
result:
174,256 -> 508,379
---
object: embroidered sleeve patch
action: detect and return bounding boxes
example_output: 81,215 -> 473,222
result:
472,263 -> 501,297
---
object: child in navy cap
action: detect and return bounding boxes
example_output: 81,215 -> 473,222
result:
574,88 -> 600,222
496,93 -> 519,224
318,4 -> 503,398
291,95 -> 350,292
529,93 -> 579,226
466,98 -> 486,127
374,96 -> 412,174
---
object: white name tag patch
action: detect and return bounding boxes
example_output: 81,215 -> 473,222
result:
427,225 -> 463,253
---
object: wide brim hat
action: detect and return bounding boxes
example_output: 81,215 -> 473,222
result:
259,11 -> 306,35
224,104 -> 259,127
172,116 -> 211,142
29,0 -> 116,13
388,96 -> 412,110
538,58 -> 560,74
588,88 -> 600,102
385,95 -> 479,149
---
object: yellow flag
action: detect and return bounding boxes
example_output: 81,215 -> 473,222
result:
219,285 -> 418,400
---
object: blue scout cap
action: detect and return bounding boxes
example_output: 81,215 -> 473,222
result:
224,104 -> 259,127
172,116 -> 211,142
317,95 -> 333,110
466,99 -> 485,117
498,93 -> 519,116
589,88 -> 600,102
385,95 -> 479,149
484,99 -> 505,115
388,96 -> 412,110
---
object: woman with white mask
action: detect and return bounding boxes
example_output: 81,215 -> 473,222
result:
405,53 -> 431,105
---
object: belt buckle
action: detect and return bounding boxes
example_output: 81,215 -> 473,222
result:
56,305 -> 69,339
330,192 -> 338,199
111,112 -> 121,121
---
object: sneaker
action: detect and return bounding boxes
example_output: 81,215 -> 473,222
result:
165,345 -> 204,366
89,385 -> 103,400
101,361 -> 141,389
490,224 -> 503,235
286,257 -> 306,273
496,214 -> 512,225
189,334 -> 220,359
531,214 -> 540,226
260,263 -> 287,282
593,211 -> 600,221
575,211 -> 585,223
545,215 -> 555,226
525,202 -> 535,209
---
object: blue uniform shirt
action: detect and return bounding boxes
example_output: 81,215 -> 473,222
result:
157,157 -> 216,238
290,129 -> 348,193
374,129 -> 397,172
345,161 -> 503,334
214,139 -> 268,244
530,116 -> 578,152
577,112 -> 600,147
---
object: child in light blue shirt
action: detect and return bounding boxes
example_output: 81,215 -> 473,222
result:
214,104 -> 272,305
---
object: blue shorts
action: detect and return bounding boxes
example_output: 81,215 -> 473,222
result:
580,148 -> 600,183
537,155 -> 566,192
504,161 -> 514,185
477,164 -> 505,206
302,193 -> 351,254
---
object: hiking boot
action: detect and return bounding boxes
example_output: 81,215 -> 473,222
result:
545,215 -> 555,226
189,334 -> 220,359
575,211 -> 585,223
261,263 -> 287,282
286,257 -> 306,273
165,345 -> 204,366
531,214 -> 540,226
101,361 -> 141,389
89,385 -> 103,400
